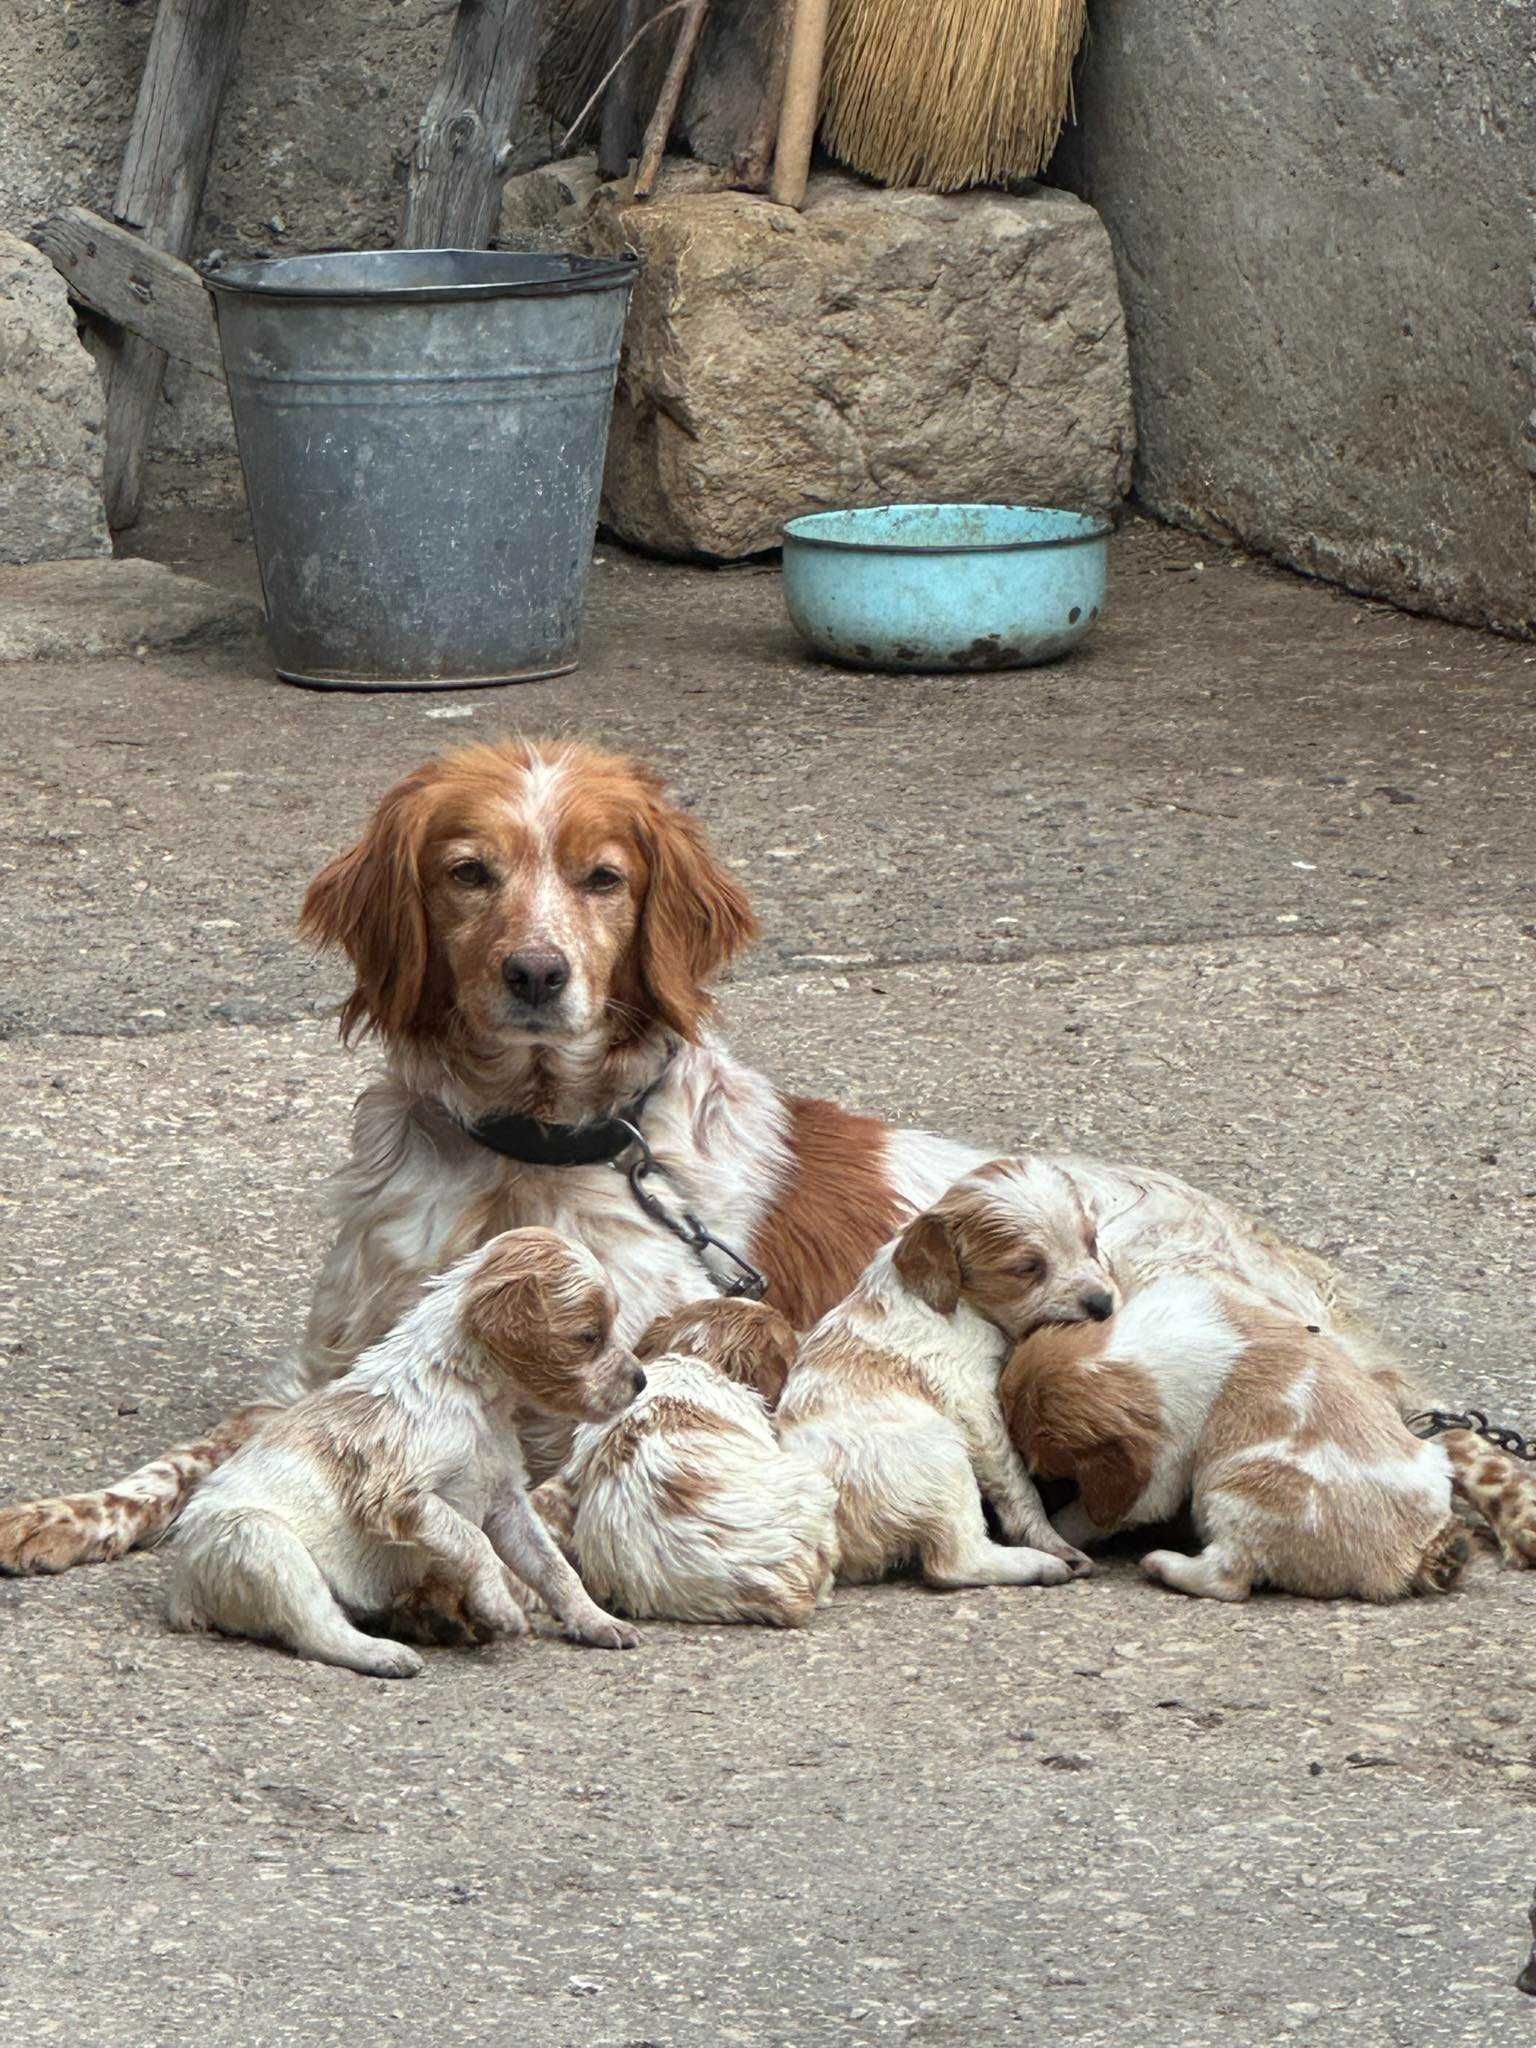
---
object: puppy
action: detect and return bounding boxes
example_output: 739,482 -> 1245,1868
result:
1002,1271 -> 1466,1602
167,1229 -> 645,1676
775,1158 -> 1121,1590
534,1298 -> 838,1628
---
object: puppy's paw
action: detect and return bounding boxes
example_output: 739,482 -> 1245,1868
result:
1022,1550 -> 1076,1587
357,1640 -> 426,1681
465,1574 -> 529,1639
566,1606 -> 641,1650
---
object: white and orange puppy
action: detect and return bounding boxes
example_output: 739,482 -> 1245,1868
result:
776,1159 -> 1120,1590
167,1229 -> 645,1677
1002,1271 -> 1467,1603
535,1298 -> 838,1628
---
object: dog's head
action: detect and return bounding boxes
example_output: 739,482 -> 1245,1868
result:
1000,1329 -> 1162,1530
460,1227 -> 644,1424
891,1157 -> 1120,1339
635,1297 -> 800,1408
300,741 -> 757,1062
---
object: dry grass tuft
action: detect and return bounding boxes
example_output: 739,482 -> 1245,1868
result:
821,0 -> 1087,192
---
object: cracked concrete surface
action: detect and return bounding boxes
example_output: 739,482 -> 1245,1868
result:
2,515 -> 1534,2045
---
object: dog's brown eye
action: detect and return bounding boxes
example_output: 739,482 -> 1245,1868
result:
1014,1257 -> 1046,1283
578,1329 -> 603,1347
582,865 -> 624,894
449,858 -> 494,889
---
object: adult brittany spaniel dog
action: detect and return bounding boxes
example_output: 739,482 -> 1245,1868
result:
2,737 -> 1532,1582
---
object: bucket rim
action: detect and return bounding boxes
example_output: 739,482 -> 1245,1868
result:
204,248 -> 639,305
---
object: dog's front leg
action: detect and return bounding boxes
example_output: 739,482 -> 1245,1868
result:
484,1487 -> 639,1649
405,1495 -> 528,1640
965,1411 -> 1093,1576
529,1474 -> 581,1565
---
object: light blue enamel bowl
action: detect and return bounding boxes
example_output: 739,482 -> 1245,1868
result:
781,502 -> 1111,672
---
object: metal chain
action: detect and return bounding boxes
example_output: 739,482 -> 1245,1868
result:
1408,1408 -> 1536,1462
612,1120 -> 768,1301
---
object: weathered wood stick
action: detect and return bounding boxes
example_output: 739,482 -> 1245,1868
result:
401,0 -> 544,250
632,0 -> 710,201
731,0 -> 795,193
35,209 -> 223,379
104,0 -> 249,529
598,0 -> 645,179
768,0 -> 829,210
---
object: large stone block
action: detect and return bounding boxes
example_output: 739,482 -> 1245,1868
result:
1054,0 -> 1536,636
550,165 -> 1133,561
0,231 -> 110,564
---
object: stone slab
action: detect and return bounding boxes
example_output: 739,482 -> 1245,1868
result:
0,556 -> 263,663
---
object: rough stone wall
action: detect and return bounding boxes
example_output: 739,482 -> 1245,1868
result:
1054,0 -> 1536,635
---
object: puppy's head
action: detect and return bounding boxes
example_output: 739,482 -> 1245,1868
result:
1000,1329 -> 1162,1530
891,1157 -> 1119,1339
460,1228 -> 644,1423
299,740 -> 757,1060
635,1297 -> 800,1409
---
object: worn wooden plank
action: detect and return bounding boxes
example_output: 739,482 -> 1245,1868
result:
401,0 -> 544,249
35,208 -> 222,378
105,0 -> 248,530
597,0 -> 645,180
729,0 -> 794,192
633,0 -> 710,200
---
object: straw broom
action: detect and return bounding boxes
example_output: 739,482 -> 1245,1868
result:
820,0 -> 1087,192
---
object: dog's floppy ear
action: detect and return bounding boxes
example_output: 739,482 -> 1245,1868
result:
724,1303 -> 799,1409
299,772 -> 444,1045
893,1210 -> 963,1316
1073,1441 -> 1153,1532
634,786 -> 758,1042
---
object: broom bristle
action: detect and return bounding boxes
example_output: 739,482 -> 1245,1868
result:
822,0 -> 1087,192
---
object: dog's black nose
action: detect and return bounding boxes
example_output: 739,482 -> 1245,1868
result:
630,1368 -> 647,1397
502,949 -> 571,1008
1081,1288 -> 1116,1322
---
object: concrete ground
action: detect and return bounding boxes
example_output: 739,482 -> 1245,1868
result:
2,514 -> 1534,2046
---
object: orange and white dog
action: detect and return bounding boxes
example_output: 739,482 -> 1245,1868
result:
534,1297 -> 839,1628
4,742 -> 1533,1592
1002,1271 -> 1468,1603
167,1229 -> 644,1675
776,1159 -> 1121,1590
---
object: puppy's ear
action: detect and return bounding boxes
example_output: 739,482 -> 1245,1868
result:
893,1211 -> 963,1316
634,789 -> 758,1042
461,1265 -> 543,1370
1074,1440 -> 1154,1532
726,1304 -> 799,1409
299,773 -> 445,1045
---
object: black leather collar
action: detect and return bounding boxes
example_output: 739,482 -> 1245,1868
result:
461,1056 -> 672,1169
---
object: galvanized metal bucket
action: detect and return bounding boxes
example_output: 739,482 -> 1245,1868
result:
206,249 -> 638,690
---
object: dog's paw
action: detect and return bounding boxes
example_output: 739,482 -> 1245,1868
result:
0,1496 -> 124,1576
566,1606 -> 641,1650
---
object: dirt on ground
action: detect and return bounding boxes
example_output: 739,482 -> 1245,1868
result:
1,512 -> 1534,2046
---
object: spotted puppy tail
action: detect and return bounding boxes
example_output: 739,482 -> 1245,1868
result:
1439,1430 -> 1536,1570
0,1405 -> 279,1576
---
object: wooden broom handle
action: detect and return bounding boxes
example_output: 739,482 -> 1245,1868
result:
769,0 -> 830,209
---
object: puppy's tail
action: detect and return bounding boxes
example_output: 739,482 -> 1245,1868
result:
0,1405 -> 281,1576
1409,1515 -> 1470,1597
